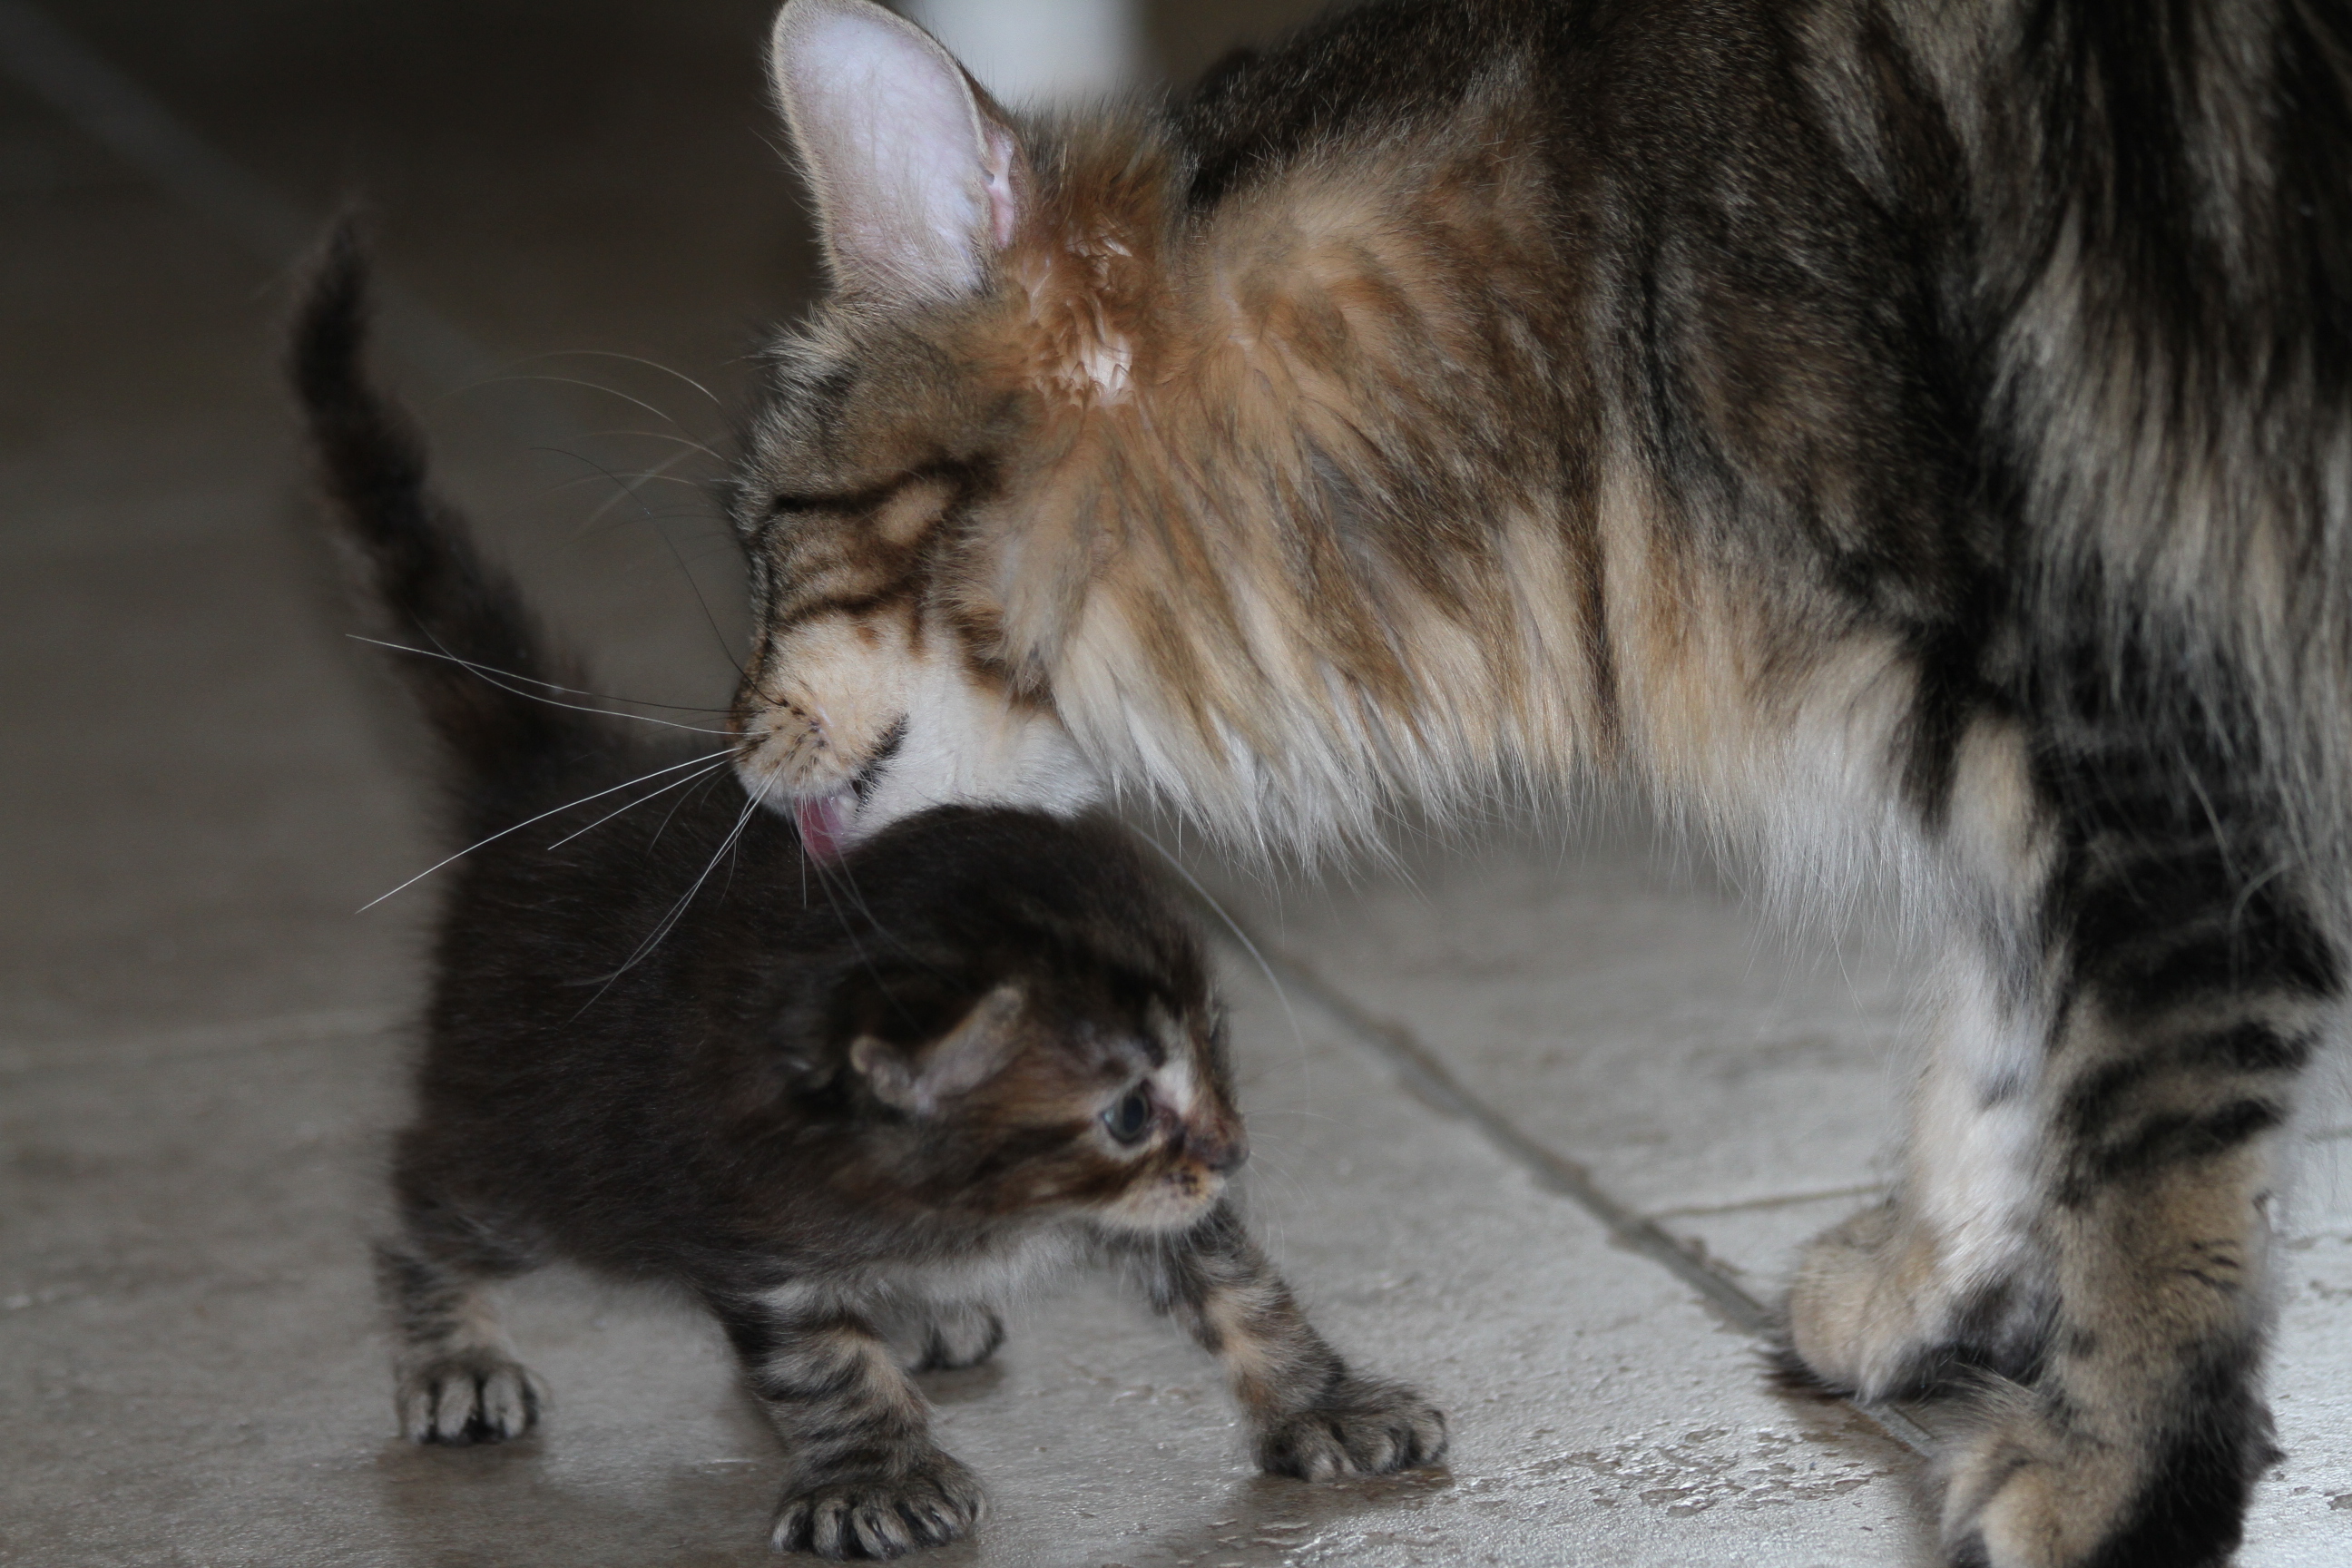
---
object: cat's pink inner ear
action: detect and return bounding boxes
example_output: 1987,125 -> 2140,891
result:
769,0 -> 1021,299
984,122 -> 1020,250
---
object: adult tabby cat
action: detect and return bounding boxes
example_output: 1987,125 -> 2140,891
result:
295,234 -> 1445,1559
728,2 -> 2350,1563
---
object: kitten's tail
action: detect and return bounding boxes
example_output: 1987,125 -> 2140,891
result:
291,221 -> 587,794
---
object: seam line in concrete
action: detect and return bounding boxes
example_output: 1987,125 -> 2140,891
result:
1200,914 -> 1938,1458
1651,1181 -> 1888,1220
0,1007 -> 400,1075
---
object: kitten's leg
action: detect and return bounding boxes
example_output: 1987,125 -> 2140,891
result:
883,1298 -> 1005,1374
376,1191 -> 546,1445
1115,1204 -> 1447,1478
710,1289 -> 985,1559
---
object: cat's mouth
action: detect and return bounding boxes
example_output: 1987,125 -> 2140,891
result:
795,789 -> 856,862
789,724 -> 902,863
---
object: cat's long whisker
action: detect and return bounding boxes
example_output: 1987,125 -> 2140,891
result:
360,747 -> 736,912
645,504 -> 750,679
649,760 -> 735,854
574,782 -> 765,1004
538,467 -> 709,496
348,635 -> 735,717
442,373 -> 685,431
803,851 -> 922,1030
507,348 -> 723,408
546,758 -> 734,851
573,428 -> 726,462
567,442 -> 716,535
530,446 -> 750,680
535,444 -> 703,538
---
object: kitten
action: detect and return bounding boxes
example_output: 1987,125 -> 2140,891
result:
720,4 -> 2352,1567
291,233 -> 1446,1561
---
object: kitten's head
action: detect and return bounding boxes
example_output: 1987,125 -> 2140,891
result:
812,808 -> 1247,1233
729,0 -> 1181,857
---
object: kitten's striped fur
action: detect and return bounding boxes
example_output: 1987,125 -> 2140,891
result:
730,3 -> 2349,1563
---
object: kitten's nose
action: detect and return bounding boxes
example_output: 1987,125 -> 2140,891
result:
1190,1119 -> 1249,1174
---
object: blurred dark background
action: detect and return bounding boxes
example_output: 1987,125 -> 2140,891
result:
0,0 -> 1324,1046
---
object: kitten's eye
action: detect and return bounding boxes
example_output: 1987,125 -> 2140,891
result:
1102,1086 -> 1152,1144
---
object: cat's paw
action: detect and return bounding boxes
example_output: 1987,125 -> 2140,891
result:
1255,1377 -> 1448,1480
769,1450 -> 986,1559
902,1302 -> 1004,1373
1787,1199 -> 1955,1398
1937,1384 -> 2263,1568
396,1350 -> 544,1445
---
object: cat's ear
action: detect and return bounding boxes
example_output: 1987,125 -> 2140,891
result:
850,984 -> 1026,1115
769,0 -> 1024,301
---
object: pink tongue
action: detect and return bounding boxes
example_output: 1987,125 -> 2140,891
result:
795,793 -> 852,863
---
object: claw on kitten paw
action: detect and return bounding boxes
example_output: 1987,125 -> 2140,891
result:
769,1453 -> 986,1559
397,1351 -> 544,1445
1256,1378 -> 1448,1480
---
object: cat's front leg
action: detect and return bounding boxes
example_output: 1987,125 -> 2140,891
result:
710,1289 -> 985,1559
1788,945 -> 2047,1400
1116,1204 -> 1448,1479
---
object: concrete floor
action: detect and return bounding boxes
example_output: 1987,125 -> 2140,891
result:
3,4 -> 2348,1564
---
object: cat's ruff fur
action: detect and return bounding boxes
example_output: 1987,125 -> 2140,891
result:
730,2 -> 2352,1565
293,230 -> 1446,1561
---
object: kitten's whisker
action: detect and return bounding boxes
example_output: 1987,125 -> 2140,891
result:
1128,825 -> 1311,1083
348,635 -> 734,716
546,759 -> 733,850
360,748 -> 735,912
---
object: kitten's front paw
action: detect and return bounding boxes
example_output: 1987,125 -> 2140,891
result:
770,1450 -> 985,1559
1256,1377 -> 1448,1480
396,1350 -> 544,1445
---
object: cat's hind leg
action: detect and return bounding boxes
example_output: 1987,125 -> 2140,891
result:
376,1188 -> 547,1445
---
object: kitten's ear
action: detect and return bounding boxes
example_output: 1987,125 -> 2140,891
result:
769,0 -> 1024,300
851,984 -> 1025,1116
